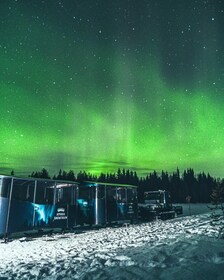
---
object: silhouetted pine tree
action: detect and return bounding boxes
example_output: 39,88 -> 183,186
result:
57,169 -> 63,180
98,173 -> 106,182
30,168 -> 50,179
210,182 -> 224,208
67,170 -> 76,181
170,168 -> 182,202
197,172 -> 209,202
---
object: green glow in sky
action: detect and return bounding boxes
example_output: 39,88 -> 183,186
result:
0,0 -> 223,177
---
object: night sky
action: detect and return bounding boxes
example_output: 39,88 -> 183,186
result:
0,0 -> 223,178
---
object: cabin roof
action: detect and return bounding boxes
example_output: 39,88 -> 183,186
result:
0,175 -> 79,185
83,181 -> 138,188
0,175 -> 138,188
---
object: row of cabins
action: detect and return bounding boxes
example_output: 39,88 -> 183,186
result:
0,175 -> 138,237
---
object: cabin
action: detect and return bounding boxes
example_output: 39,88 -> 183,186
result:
0,175 -> 138,237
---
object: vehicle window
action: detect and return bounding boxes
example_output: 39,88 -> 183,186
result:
127,188 -> 137,202
11,179 -> 35,202
106,186 -> 117,202
55,184 -> 73,205
0,178 -> 12,198
116,187 -> 126,203
78,186 -> 92,200
97,185 -> 105,199
35,181 -> 55,204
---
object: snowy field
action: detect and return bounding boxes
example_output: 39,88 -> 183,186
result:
176,203 -> 214,217
0,204 -> 224,280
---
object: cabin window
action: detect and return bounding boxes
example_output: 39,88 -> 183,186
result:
78,186 -> 92,200
97,185 -> 105,199
35,181 -> 55,204
127,188 -> 137,203
11,179 -> 35,202
55,184 -> 73,205
106,186 -> 117,202
116,187 -> 126,203
0,178 -> 12,198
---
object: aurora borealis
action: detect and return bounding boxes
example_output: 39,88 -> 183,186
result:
0,0 -> 223,178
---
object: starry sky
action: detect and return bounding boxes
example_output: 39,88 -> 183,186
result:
0,0 -> 223,178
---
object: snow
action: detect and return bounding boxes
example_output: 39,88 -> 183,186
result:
0,205 -> 224,279
175,203 -> 213,216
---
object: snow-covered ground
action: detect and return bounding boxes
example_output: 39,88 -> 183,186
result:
175,203 -> 213,216
0,205 -> 224,280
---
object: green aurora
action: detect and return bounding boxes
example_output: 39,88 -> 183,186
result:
0,0 -> 223,178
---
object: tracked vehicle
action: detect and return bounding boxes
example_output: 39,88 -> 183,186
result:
138,190 -> 183,220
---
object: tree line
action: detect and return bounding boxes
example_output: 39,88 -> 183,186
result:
29,167 -> 224,204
